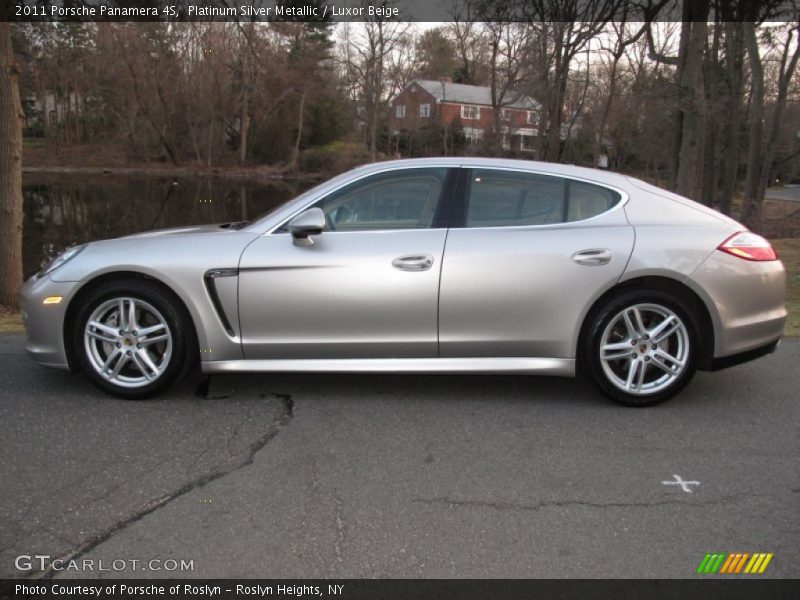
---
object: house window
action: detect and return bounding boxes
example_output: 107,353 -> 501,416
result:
527,110 -> 539,125
419,103 -> 431,118
502,108 -> 512,122
396,104 -> 406,119
465,129 -> 483,144
520,136 -> 535,152
461,105 -> 480,120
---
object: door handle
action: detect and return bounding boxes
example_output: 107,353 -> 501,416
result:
572,248 -> 612,266
392,254 -> 434,271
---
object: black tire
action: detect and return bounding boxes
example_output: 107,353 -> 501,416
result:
72,278 -> 197,400
581,288 -> 699,407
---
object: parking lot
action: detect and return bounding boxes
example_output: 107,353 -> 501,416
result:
1,332 -> 798,579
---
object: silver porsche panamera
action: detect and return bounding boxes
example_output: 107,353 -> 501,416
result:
21,158 -> 787,406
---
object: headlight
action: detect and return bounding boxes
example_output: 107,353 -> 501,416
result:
38,244 -> 87,277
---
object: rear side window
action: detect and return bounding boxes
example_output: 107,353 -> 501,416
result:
567,180 -> 621,221
464,169 -> 621,228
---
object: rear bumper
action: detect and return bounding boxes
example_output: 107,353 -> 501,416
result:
689,251 -> 787,360
708,339 -> 780,371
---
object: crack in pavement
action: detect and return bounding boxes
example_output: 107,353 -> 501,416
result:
413,493 -> 759,513
2,450 -> 191,560
331,489 -> 346,566
25,391 -> 294,580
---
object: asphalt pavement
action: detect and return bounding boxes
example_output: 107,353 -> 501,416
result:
766,184 -> 800,202
1,333 -> 798,579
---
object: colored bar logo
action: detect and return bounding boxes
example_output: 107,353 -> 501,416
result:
696,552 -> 773,574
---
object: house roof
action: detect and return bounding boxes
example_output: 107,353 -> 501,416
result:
413,79 -> 541,111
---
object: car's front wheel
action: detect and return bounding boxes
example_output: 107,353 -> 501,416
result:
582,290 -> 699,407
73,279 -> 196,399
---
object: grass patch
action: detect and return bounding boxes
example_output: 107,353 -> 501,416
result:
773,238 -> 800,337
0,310 -> 24,334
22,137 -> 45,150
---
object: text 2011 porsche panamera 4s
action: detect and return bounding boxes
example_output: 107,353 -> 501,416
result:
21,158 -> 786,406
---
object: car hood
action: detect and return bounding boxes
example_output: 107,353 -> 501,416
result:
120,222 -> 250,238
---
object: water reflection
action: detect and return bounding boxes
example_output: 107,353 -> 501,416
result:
23,174 -> 313,278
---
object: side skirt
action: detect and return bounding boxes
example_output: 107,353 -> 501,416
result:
201,357 -> 575,377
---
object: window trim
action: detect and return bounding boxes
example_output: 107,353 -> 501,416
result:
419,103 -> 431,118
269,166 -> 460,234
395,104 -> 406,118
449,167 -> 629,230
461,104 -> 480,120
261,164 -> 627,235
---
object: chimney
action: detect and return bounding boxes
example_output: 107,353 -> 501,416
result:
440,76 -> 452,84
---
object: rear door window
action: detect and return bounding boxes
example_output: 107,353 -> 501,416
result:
463,169 -> 621,228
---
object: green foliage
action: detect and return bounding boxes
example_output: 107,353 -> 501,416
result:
303,91 -> 349,148
300,142 -> 371,174
390,119 -> 468,158
415,28 -> 458,80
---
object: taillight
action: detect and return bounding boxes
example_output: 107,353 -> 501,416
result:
717,231 -> 778,261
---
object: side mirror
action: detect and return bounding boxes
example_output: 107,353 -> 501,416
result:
288,208 -> 325,246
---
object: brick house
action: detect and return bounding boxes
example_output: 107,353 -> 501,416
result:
388,78 -> 542,153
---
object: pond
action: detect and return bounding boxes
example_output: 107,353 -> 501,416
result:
22,173 -> 316,279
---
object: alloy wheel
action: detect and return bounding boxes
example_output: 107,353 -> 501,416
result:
598,303 -> 690,396
83,297 -> 173,389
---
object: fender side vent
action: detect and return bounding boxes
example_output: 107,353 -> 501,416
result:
204,269 -> 238,336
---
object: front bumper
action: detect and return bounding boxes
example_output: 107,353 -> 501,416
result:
20,274 -> 83,370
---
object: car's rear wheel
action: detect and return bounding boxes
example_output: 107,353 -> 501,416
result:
73,279 -> 196,399
583,289 -> 699,406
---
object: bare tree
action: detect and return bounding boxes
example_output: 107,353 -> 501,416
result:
0,17 -> 24,309
340,6 -> 411,160
647,0 -> 711,199
522,0 -> 622,162
592,9 -> 663,166
742,21 -> 800,228
483,22 -> 533,153
446,2 -> 489,85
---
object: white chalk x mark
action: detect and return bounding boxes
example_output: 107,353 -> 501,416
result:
662,474 -> 700,493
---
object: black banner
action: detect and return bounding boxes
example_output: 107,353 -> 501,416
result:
4,0 -> 800,23
3,579 -> 800,600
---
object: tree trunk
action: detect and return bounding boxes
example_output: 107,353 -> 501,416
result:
0,22 -> 25,309
288,88 -> 306,171
239,22 -> 255,166
755,30 -> 800,213
369,101 -> 378,161
700,22 -> 721,206
545,29 -> 567,163
239,79 -> 250,166
741,22 -> 765,229
593,53 -> 621,167
674,1 -> 709,200
719,22 -> 744,215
